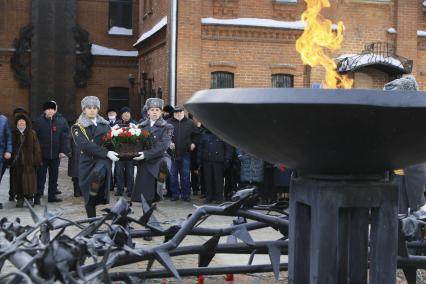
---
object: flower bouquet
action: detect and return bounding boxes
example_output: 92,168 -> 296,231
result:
102,125 -> 152,160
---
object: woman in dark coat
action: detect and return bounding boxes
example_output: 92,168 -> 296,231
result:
71,96 -> 119,217
11,113 -> 42,207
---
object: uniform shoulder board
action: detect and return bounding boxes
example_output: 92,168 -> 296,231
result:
71,125 -> 79,137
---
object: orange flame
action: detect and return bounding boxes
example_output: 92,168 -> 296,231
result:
296,0 -> 353,89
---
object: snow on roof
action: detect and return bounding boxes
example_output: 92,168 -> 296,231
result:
387,28 -> 426,37
337,53 -> 404,72
275,0 -> 298,3
91,43 -> 138,57
134,16 -> 167,47
387,27 -> 397,34
418,30 -> 426,37
108,26 -> 133,36
201,17 -> 338,31
202,17 -> 304,30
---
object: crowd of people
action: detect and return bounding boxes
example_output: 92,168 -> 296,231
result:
0,96 -> 293,217
0,75 -> 425,219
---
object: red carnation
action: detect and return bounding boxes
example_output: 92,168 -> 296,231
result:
119,133 -> 125,137
126,132 -> 132,137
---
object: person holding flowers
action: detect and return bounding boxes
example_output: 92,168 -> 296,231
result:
132,98 -> 173,204
71,96 -> 119,218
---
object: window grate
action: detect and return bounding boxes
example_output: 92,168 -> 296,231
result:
211,72 -> 234,89
272,74 -> 294,88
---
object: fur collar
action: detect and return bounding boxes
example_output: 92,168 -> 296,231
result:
76,113 -> 109,128
139,118 -> 167,127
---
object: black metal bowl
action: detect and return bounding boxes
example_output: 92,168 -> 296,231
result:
185,88 -> 426,175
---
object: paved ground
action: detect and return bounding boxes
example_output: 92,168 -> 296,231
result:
0,159 -> 287,283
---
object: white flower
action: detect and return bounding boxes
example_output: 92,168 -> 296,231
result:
129,128 -> 142,137
111,127 -> 124,137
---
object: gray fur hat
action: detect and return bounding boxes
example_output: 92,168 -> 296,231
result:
145,98 -> 164,110
383,75 -> 419,91
81,96 -> 101,110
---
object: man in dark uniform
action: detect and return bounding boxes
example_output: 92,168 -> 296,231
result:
71,96 -> 119,217
132,98 -> 173,205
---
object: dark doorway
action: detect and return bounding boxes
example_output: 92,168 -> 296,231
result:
108,87 -> 129,114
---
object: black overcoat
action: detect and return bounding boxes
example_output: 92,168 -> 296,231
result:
71,114 -> 111,206
132,118 -> 173,203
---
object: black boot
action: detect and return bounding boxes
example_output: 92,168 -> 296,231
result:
16,199 -> 24,208
157,160 -> 169,183
73,178 -> 82,197
85,205 -> 96,218
33,195 -> 41,205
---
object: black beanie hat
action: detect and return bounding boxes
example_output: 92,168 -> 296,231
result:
163,105 -> 174,113
42,101 -> 57,111
120,106 -> 131,116
13,107 -> 27,115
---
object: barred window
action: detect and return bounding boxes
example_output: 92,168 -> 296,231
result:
109,0 -> 132,30
108,87 -> 129,112
211,72 -> 234,89
272,74 -> 294,88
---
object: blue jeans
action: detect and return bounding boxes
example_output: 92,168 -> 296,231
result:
116,160 -> 135,194
170,152 -> 191,199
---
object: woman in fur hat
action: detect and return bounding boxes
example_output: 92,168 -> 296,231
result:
71,96 -> 119,217
11,113 -> 42,207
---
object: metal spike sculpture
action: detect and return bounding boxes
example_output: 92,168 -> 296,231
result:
0,188 -> 290,283
1,188 -> 425,283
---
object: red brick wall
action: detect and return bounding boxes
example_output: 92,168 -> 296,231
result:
176,0 -> 202,105
75,57 -> 139,120
135,0 -> 169,105
0,0 -> 31,47
77,0 -> 139,50
0,52 -> 30,118
0,0 -> 31,117
200,27 -> 304,90
0,0 -> 139,117
395,0 -> 418,74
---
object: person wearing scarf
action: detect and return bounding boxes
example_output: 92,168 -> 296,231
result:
71,96 -> 119,217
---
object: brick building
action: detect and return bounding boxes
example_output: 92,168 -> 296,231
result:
136,0 -> 426,106
1,0 -> 426,119
0,0 -> 140,120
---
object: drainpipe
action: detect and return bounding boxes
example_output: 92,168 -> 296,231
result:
169,0 -> 177,106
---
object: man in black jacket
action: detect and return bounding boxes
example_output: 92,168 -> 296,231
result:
167,106 -> 199,201
33,101 -> 69,204
197,127 -> 233,203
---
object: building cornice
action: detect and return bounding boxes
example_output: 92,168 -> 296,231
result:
201,25 -> 302,43
94,56 -> 138,68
